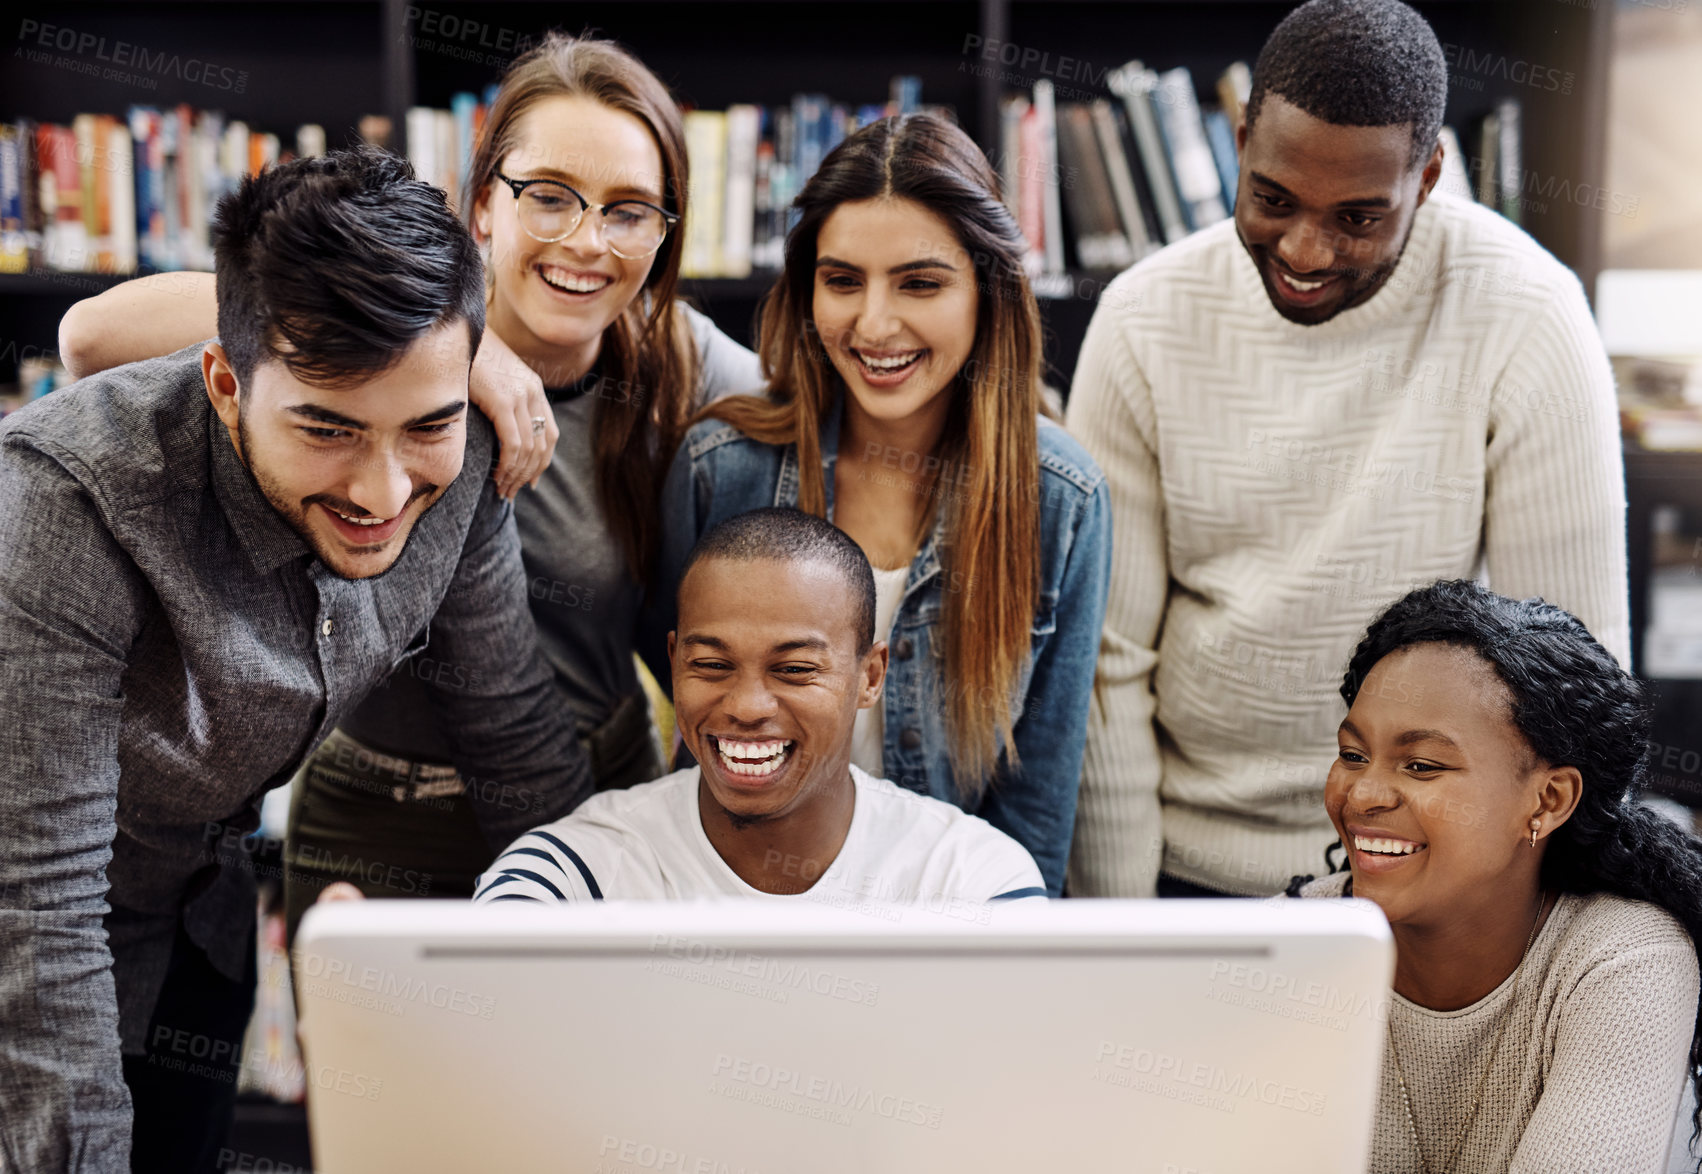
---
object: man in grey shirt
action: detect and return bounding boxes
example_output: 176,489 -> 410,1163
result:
0,148 -> 590,1171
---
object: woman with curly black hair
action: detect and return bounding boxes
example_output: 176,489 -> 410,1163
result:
1289,578 -> 1700,1172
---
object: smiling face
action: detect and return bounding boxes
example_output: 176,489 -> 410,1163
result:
669,555 -> 885,828
812,197 -> 978,439
474,94 -> 665,382
1234,94 -> 1440,325
1324,643 -> 1579,929
204,323 -> 470,580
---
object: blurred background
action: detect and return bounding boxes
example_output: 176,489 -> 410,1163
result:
2,1 -> 1700,1169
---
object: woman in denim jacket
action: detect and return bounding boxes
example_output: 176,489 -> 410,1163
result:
648,113 -> 1111,894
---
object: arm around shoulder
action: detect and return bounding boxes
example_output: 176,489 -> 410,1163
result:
58,271 -> 218,380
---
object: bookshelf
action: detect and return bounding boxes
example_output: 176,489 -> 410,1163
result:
1,0 -> 1612,395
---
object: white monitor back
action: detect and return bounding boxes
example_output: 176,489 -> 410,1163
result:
296,898 -> 1392,1174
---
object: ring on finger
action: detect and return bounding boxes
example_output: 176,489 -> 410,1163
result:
530,415 -> 548,435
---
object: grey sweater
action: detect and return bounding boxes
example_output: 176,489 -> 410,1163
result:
1298,871 -> 1697,1172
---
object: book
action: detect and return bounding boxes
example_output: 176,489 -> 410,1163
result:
721,104 -> 761,279
767,105 -> 797,263
1152,67 -> 1228,230
106,118 -> 136,274
450,92 -> 479,210
1090,98 -> 1152,259
681,109 -> 728,278
997,92 -> 1022,225
131,107 -> 163,270
405,106 -> 438,196
1202,109 -> 1239,211
792,94 -> 832,191
0,104 -> 380,277
72,114 -> 104,271
1056,103 -> 1132,271
1494,97 -> 1521,223
0,124 -> 26,273
889,76 -> 922,117
752,135 -> 775,273
1032,81 -> 1066,279
38,124 -> 85,271
1109,103 -> 1164,250
1217,62 -> 1252,130
1109,63 -> 1188,245
1436,127 -> 1473,202
1015,96 -> 1048,277
1474,111 -> 1499,207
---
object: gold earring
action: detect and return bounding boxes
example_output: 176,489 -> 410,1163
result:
1528,818 -> 1540,848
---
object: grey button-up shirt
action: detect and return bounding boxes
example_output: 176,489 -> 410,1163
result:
0,345 -> 591,1171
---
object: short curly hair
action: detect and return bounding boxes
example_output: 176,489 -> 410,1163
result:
1246,0 -> 1447,168
683,507 -> 876,654
1343,579 -> 1702,1158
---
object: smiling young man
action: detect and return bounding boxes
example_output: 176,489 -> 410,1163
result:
1065,0 -> 1629,899
473,508 -> 1044,908
0,148 -> 590,1173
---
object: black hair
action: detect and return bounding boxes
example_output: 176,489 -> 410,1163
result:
1247,0 -> 1447,168
1333,579 -> 1702,1153
682,507 -> 876,654
211,144 -> 485,388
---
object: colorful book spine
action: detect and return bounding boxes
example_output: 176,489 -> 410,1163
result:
0,124 -> 26,273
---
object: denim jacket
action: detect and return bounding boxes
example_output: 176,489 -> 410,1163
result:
648,397 -> 1112,894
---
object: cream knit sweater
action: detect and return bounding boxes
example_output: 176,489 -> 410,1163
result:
1298,871 -> 1698,1173
1064,194 -> 1630,897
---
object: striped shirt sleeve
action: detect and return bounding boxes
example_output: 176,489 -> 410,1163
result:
472,827 -> 607,904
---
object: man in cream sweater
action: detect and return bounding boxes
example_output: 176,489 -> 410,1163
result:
1065,0 -> 1628,897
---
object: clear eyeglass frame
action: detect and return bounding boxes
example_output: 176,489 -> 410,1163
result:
493,171 -> 679,260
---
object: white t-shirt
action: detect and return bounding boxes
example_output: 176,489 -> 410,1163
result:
472,764 -> 1046,910
848,564 -> 911,776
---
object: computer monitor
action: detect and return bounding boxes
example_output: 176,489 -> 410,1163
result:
295,898 -> 1392,1173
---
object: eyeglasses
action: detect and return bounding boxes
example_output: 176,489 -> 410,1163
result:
494,171 -> 678,259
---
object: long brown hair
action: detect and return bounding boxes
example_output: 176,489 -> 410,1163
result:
464,32 -> 698,580
701,113 -> 1048,795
